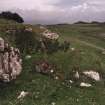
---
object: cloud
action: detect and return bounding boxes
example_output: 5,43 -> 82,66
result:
0,0 -> 105,24
0,0 -> 59,11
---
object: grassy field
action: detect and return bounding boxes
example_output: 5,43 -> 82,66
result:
1,21 -> 105,105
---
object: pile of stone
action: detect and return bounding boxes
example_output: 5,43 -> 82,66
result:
65,70 -> 101,88
35,60 -> 55,74
34,60 -> 64,80
0,37 -> 22,82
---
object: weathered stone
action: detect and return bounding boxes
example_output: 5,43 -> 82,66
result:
0,37 -> 4,51
25,55 -> 32,59
42,29 -> 59,40
80,82 -> 92,87
0,37 -> 22,82
83,71 -> 100,81
17,91 -> 29,99
74,71 -> 80,79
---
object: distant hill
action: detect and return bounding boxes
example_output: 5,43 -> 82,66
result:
74,21 -> 105,25
74,21 -> 89,24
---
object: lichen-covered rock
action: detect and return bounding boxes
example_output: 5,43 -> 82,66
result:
0,37 -> 22,82
0,37 -> 4,51
83,71 -> 100,81
42,29 -> 59,40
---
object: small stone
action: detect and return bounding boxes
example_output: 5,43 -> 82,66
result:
71,48 -> 75,51
55,76 -> 59,80
17,91 -> 29,99
50,69 -> 54,73
69,80 -> 73,83
51,102 -> 56,105
69,86 -> 72,88
80,82 -> 92,87
77,98 -> 79,102
25,55 -> 32,59
74,71 -> 79,79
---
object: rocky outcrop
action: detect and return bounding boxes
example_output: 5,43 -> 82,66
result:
42,28 -> 59,40
0,37 -> 22,82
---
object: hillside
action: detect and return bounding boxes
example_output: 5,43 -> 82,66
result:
1,20 -> 105,105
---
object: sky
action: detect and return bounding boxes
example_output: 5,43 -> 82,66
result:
0,0 -> 105,24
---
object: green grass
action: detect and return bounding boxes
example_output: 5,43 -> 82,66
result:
1,53 -> 105,105
1,21 -> 105,105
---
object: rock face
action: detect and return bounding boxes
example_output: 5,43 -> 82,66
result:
0,37 -> 22,82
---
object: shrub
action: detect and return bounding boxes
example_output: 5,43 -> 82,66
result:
15,28 -> 37,54
0,11 -> 24,23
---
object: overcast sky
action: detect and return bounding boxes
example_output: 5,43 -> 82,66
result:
0,0 -> 105,24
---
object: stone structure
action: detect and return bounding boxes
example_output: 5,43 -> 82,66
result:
0,37 -> 22,82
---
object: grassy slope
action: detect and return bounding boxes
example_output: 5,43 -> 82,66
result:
1,21 -> 105,105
